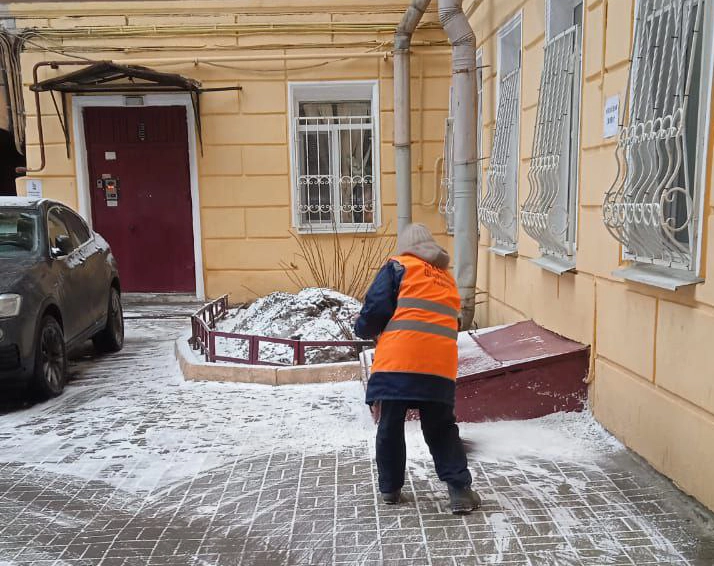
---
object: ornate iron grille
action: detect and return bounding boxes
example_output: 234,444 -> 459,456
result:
602,0 -> 706,271
522,25 -> 579,259
439,117 -> 456,232
294,103 -> 375,230
480,68 -> 521,251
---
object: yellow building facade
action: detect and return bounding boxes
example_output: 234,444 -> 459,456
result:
5,0 -> 714,512
6,0 -> 453,301
468,0 -> 714,512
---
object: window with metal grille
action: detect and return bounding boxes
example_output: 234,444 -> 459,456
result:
603,0 -> 713,287
441,49 -> 484,236
481,15 -> 522,255
521,1 -> 583,273
290,82 -> 379,232
440,88 -> 455,233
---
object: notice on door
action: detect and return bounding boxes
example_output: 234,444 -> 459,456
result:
26,179 -> 42,198
603,95 -> 620,139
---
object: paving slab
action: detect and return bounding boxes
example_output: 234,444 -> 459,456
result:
0,307 -> 712,565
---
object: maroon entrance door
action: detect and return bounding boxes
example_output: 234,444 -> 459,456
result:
84,106 -> 196,293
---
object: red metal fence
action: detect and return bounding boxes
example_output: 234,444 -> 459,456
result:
190,295 -> 373,366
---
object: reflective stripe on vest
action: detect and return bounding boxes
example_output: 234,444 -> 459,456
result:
384,319 -> 458,340
370,254 -> 461,381
396,297 -> 460,320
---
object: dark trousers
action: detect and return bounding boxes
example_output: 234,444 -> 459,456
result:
375,400 -> 472,494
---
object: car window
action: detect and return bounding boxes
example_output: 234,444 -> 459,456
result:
0,209 -> 40,258
60,208 -> 92,247
47,208 -> 75,255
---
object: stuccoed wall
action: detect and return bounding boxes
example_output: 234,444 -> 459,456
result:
468,0 -> 714,511
10,0 -> 453,303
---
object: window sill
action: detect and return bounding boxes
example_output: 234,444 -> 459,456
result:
489,244 -> 518,257
612,264 -> 704,291
295,224 -> 378,235
531,255 -> 575,275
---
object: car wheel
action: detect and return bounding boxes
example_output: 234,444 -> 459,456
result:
92,287 -> 124,353
34,316 -> 67,398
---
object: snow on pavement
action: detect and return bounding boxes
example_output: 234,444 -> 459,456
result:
0,309 -> 712,565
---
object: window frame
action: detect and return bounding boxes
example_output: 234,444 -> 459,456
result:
287,81 -> 381,234
546,0 -> 584,41
524,1 -> 584,274
605,0 -> 714,288
481,11 -> 522,255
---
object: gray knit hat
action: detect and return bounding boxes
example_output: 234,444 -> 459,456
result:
396,223 -> 450,269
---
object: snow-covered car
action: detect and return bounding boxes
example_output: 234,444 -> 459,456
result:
0,197 -> 124,398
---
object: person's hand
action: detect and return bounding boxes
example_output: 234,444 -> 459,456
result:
351,313 -> 360,325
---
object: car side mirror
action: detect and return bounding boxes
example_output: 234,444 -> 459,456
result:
52,234 -> 73,257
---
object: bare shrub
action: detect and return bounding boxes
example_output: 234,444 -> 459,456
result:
280,221 -> 396,303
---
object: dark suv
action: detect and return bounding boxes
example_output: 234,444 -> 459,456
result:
0,197 -> 123,397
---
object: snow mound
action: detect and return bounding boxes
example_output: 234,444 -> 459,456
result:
214,288 -> 363,365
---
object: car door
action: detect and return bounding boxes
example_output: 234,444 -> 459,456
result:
59,207 -> 107,330
46,207 -> 86,342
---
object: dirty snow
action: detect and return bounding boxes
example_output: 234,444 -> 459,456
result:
214,288 -> 363,365
0,313 -> 711,565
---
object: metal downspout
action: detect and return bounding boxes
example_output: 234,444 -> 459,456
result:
394,0 -> 432,234
438,0 -> 478,329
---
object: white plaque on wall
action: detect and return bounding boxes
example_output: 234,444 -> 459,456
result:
26,179 -> 43,199
603,95 -> 620,139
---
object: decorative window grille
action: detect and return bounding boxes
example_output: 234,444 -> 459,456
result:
603,0 -> 712,276
293,99 -> 376,230
439,115 -> 455,232
441,52 -> 484,236
521,24 -> 581,265
480,68 -> 521,251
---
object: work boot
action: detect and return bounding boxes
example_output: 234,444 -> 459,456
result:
448,484 -> 481,515
381,490 -> 401,505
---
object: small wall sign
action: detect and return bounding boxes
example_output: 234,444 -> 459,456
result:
604,95 -> 620,139
26,179 -> 43,198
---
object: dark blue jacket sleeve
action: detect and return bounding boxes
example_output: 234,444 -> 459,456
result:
354,260 -> 404,340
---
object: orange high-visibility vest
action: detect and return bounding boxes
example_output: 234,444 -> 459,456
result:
370,254 -> 460,381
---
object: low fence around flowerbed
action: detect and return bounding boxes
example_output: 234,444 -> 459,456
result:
190,295 -> 373,366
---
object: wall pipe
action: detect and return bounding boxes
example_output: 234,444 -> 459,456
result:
394,0 -> 432,234
438,0 -> 478,329
105,49 -> 452,67
16,60 -> 88,174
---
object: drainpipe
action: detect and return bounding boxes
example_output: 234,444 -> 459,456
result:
438,0 -> 478,329
394,0 -> 432,234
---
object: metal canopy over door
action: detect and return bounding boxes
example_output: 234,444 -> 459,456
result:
83,105 -> 195,293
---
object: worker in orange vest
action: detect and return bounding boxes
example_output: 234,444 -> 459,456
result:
354,223 -> 480,514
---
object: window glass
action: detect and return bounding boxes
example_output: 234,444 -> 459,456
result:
47,208 -> 75,255
295,96 -> 375,227
60,208 -> 92,247
481,17 -> 522,253
521,2 -> 582,264
0,209 -> 40,258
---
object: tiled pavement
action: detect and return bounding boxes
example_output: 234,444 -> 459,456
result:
0,306 -> 713,565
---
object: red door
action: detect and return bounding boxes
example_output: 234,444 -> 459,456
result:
84,106 -> 196,293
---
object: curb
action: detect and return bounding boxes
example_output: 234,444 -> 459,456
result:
175,333 -> 361,385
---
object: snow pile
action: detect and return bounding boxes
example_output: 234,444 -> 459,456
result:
214,288 -> 363,365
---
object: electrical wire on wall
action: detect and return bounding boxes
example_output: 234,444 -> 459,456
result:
0,29 -> 29,154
